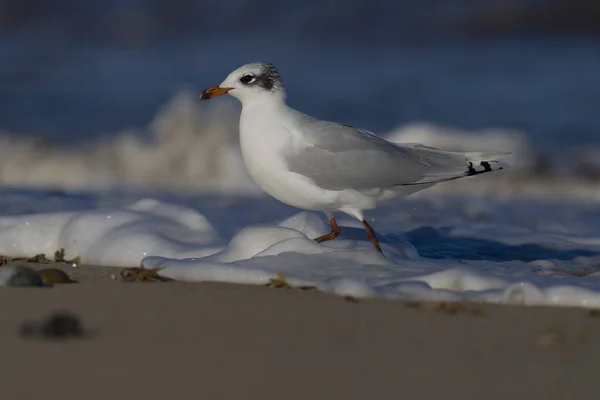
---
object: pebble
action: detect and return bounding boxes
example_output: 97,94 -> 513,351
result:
20,312 -> 86,340
0,265 -> 44,287
38,268 -> 77,285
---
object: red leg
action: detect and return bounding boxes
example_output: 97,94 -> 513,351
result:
315,218 -> 340,243
362,220 -> 382,253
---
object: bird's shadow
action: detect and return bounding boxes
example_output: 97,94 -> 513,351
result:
338,225 -> 598,262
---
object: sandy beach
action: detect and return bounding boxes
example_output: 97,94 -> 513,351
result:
1,2 -> 599,399
0,262 -> 597,400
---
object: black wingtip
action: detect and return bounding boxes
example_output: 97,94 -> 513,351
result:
467,161 -> 500,176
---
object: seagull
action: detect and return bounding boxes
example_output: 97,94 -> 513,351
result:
200,62 -> 509,253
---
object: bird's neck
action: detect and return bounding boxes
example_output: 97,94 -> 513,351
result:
238,91 -> 291,140
239,91 -> 287,112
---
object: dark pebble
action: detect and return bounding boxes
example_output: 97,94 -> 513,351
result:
20,312 -> 87,340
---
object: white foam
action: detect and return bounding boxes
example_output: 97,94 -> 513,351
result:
0,199 -> 220,266
0,194 -> 599,308
140,204 -> 600,308
141,223 -> 600,307
0,91 -> 255,193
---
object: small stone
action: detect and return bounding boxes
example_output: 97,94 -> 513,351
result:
0,265 -> 44,287
344,295 -> 359,303
20,312 -> 86,340
38,268 -> 77,285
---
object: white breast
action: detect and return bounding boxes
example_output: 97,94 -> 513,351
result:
238,106 -> 328,210
239,106 -> 295,194
237,104 -> 381,214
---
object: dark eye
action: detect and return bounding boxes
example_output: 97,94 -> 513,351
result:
240,74 -> 255,84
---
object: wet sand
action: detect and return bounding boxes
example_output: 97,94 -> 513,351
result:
1,263 -> 600,400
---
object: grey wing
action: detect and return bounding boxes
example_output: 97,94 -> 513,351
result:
286,119 -> 473,191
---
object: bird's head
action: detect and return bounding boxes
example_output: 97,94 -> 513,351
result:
200,62 -> 285,104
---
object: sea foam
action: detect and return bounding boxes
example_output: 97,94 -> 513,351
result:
0,194 -> 599,308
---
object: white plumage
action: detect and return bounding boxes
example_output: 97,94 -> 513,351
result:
200,62 -> 509,252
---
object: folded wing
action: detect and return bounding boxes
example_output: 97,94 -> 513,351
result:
286,119 -> 509,191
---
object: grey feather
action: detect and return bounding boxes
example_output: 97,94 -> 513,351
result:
286,115 -> 509,191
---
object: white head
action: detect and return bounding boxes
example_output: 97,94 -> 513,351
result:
200,62 -> 286,104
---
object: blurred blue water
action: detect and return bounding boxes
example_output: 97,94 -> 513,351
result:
0,0 -> 598,151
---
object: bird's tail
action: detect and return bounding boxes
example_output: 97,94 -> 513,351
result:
400,149 -> 511,186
